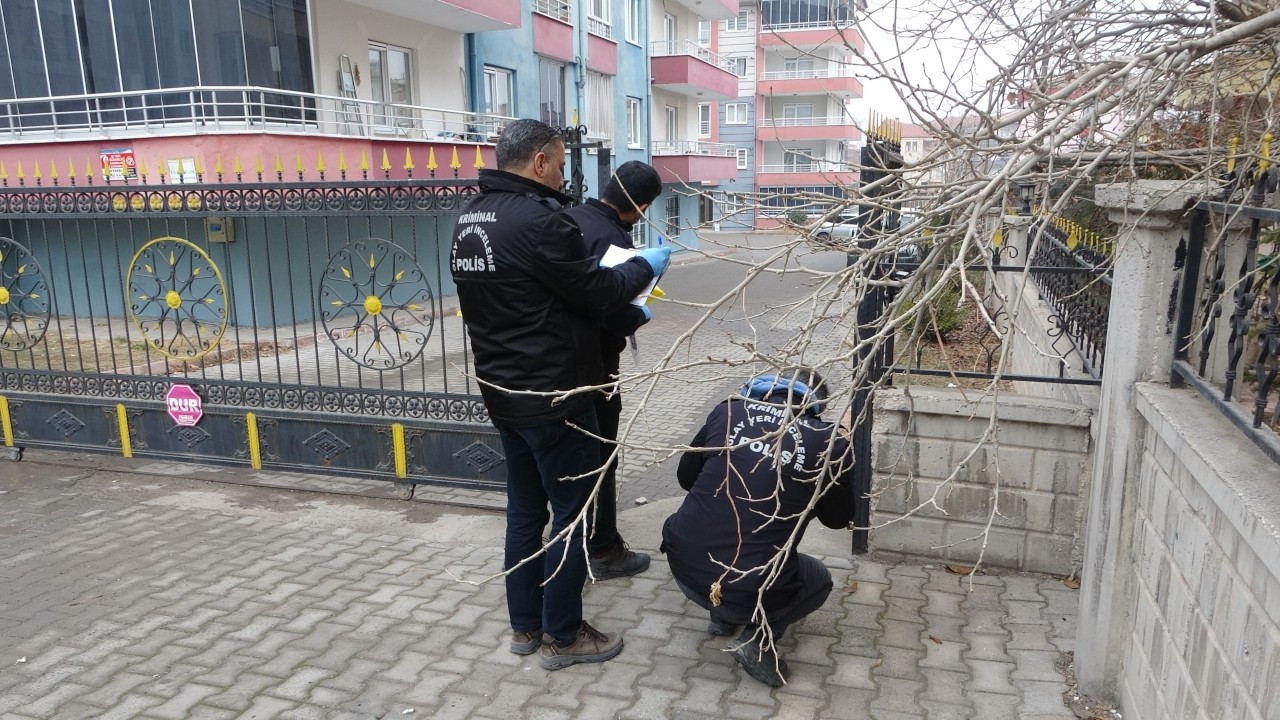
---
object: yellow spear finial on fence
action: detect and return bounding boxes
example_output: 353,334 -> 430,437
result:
67,159 -> 76,184
1,162 -> 8,185
1258,132 -> 1272,176
450,147 -> 462,173
360,150 -> 370,178
474,146 -> 485,169
316,151 -> 327,178
1227,136 -> 1239,174
380,149 -> 391,175
33,160 -> 42,184
427,147 -> 438,176
49,159 -> 59,184
295,151 -> 304,179
337,151 -> 348,179
404,148 -> 415,174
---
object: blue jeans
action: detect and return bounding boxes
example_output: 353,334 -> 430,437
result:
496,405 -> 601,645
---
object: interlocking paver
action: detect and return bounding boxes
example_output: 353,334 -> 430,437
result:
1,443 -> 1080,720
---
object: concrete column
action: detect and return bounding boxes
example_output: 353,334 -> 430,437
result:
1075,181 -> 1197,700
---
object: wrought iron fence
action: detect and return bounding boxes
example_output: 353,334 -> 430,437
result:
1173,173 -> 1280,465
0,158 -> 509,487
1025,216 -> 1113,379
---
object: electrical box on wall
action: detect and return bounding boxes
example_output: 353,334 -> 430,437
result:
206,216 -> 234,243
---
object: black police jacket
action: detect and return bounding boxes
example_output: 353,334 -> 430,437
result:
450,169 -> 654,427
565,198 -> 650,370
661,398 -> 855,622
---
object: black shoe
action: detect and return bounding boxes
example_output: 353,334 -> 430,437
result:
708,616 -> 738,637
588,543 -> 650,580
731,636 -> 789,688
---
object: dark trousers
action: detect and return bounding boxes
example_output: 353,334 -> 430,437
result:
588,387 -> 624,554
496,405 -> 601,645
673,554 -> 833,639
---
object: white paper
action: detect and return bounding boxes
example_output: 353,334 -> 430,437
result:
599,245 -> 659,307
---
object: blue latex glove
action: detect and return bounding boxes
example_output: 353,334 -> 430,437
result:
637,246 -> 672,276
640,305 -> 652,323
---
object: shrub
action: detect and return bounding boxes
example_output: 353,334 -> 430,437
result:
786,209 -> 808,227
900,278 -> 966,343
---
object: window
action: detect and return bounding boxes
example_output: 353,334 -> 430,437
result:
784,148 -> 815,171
783,58 -> 815,77
369,42 -> 412,127
697,21 -> 711,45
586,72 -> 614,139
539,59 -> 566,127
626,97 -> 643,147
588,0 -> 612,37
698,103 -> 711,137
483,66 -> 514,116
904,140 -> 919,153
699,195 -> 714,226
665,195 -> 680,237
665,106 -> 678,141
725,10 -> 749,31
782,103 -> 813,126
729,57 -> 748,77
736,148 -> 749,170
626,0 -> 642,44
725,103 -> 749,125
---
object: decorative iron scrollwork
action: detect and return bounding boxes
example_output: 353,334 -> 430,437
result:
319,238 -> 435,370
127,236 -> 229,361
0,237 -> 51,351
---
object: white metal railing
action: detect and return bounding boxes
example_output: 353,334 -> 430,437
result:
533,0 -> 572,23
653,140 -> 736,156
759,115 -> 856,127
588,16 -> 612,39
759,67 -> 855,81
758,161 -> 852,173
648,39 -> 736,73
0,86 -> 515,145
760,19 -> 854,31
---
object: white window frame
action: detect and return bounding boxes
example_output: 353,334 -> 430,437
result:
729,57 -> 748,77
586,71 -> 614,142
697,20 -> 711,45
698,103 -> 711,137
725,10 -> 749,32
736,148 -> 749,170
625,0 -> 641,44
665,105 -> 679,141
483,66 -> 514,117
784,148 -> 814,172
368,42 -> 413,129
588,0 -> 612,37
626,97 -> 643,148
725,103 -> 748,125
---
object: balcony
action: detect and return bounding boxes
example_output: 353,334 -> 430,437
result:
758,69 -> 863,99
343,0 -> 520,32
650,41 -> 740,102
651,140 -> 737,185
758,116 -> 863,142
758,23 -> 865,52
531,0 -> 571,23
662,0 -> 738,19
0,85 -> 512,145
533,1 -> 574,62
757,161 -> 858,187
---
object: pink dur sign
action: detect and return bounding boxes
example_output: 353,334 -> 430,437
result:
165,384 -> 203,427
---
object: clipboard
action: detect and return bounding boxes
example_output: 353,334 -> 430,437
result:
600,245 -> 661,307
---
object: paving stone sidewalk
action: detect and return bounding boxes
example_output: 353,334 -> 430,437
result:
0,463 -> 1079,720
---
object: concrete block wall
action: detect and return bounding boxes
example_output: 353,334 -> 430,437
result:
1120,383 -> 1280,720
870,387 -> 1093,575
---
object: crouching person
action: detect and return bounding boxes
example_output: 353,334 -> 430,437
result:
661,368 -> 854,687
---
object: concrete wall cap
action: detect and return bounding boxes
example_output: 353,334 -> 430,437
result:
1094,180 -> 1200,215
874,386 -> 1093,427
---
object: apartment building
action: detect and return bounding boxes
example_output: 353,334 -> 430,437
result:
645,0 -> 739,248
0,0 -> 521,180
713,0 -> 865,228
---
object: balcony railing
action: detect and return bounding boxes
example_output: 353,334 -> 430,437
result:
0,86 -> 514,145
760,18 -> 855,31
653,140 -> 736,156
759,161 -> 852,173
759,68 -> 855,81
588,16 -> 612,39
533,0 -> 572,23
649,39 -> 736,73
760,115 -> 856,127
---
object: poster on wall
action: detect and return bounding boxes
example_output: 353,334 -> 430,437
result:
100,148 -> 137,182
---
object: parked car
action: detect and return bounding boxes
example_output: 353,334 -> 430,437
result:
814,215 -> 861,245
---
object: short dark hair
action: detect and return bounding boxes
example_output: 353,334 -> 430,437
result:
602,161 -> 662,211
495,119 -> 562,170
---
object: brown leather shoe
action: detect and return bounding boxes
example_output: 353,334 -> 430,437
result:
538,620 -> 623,670
510,629 -> 541,655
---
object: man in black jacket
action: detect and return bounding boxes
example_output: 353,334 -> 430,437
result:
661,368 -> 854,687
565,161 -> 663,581
450,119 -> 671,670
